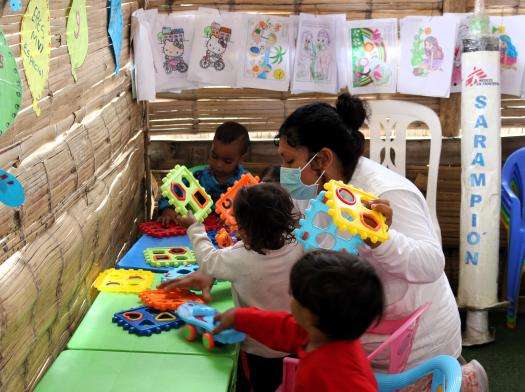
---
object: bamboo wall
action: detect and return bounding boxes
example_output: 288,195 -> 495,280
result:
0,1 -> 143,390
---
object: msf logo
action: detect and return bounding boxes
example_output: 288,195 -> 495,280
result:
465,67 -> 498,87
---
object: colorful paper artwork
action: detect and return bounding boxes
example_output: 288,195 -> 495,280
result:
66,0 -> 89,82
108,0 -> 123,74
398,16 -> 457,98
291,14 -> 340,94
0,169 -> 25,208
237,16 -> 293,91
9,0 -> 22,11
490,16 -> 525,96
0,27 -> 22,135
348,18 -> 398,94
187,9 -> 242,86
21,0 -> 51,116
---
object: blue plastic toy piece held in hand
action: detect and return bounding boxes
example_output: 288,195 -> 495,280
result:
294,191 -> 363,254
112,306 -> 183,336
161,264 -> 200,283
177,301 -> 245,350
0,169 -> 25,208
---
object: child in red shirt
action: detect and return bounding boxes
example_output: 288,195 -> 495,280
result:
214,250 -> 384,392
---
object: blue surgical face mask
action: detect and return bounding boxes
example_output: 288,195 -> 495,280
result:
280,154 -> 325,200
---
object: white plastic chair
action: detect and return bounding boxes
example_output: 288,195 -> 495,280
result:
367,100 -> 442,238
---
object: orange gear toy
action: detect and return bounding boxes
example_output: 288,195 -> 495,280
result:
324,180 -> 389,244
215,228 -> 233,248
215,173 -> 260,229
139,288 -> 204,311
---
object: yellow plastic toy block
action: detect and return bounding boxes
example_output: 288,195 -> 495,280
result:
93,268 -> 154,293
215,173 -> 260,229
324,180 -> 389,244
160,165 -> 213,222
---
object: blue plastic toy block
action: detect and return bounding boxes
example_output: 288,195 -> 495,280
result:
177,302 -> 245,346
161,265 -> 200,284
112,306 -> 184,336
207,229 -> 218,247
294,191 -> 363,254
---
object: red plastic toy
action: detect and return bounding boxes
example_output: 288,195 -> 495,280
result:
139,288 -> 204,311
139,221 -> 187,238
215,173 -> 260,229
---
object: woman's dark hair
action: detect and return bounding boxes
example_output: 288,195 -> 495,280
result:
260,165 -> 281,183
233,183 -> 299,255
290,250 -> 384,341
276,93 -> 368,181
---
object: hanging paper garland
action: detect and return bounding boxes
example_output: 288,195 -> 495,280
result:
0,169 -> 25,208
0,27 -> 22,135
67,0 -> 89,82
21,0 -> 51,116
108,0 -> 123,74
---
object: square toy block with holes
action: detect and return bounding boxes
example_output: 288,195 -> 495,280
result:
215,173 -> 260,229
294,191 -> 363,254
143,247 -> 196,268
112,306 -> 183,336
160,165 -> 213,222
93,269 -> 155,294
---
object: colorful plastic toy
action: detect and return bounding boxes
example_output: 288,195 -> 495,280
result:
143,247 -> 196,268
161,264 -> 200,283
93,268 -> 154,293
294,191 -> 363,254
215,173 -> 260,229
112,306 -> 183,336
139,288 -> 203,311
160,165 -> 213,222
215,228 -> 234,249
139,221 -> 187,238
177,301 -> 245,351
203,213 -> 224,232
0,169 -> 25,208
324,180 -> 389,244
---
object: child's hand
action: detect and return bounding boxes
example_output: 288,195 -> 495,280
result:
157,271 -> 214,302
212,308 -> 236,334
158,208 -> 179,226
362,198 -> 393,249
177,212 -> 197,228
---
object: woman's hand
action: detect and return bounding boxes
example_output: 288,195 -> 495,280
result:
212,308 -> 236,334
362,199 -> 393,248
157,270 -> 214,302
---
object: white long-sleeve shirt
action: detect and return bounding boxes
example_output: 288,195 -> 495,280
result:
187,222 -> 304,358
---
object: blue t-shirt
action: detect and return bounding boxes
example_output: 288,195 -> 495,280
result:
158,165 -> 246,211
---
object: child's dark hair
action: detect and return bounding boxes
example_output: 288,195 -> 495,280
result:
260,165 -> 281,183
276,93 -> 368,181
290,250 -> 384,341
215,121 -> 251,155
233,183 -> 299,255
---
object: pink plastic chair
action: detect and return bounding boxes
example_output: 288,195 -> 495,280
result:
277,303 -> 430,391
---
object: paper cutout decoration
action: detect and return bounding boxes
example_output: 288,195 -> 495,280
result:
187,8 -> 243,86
0,27 -> 22,135
0,169 -> 25,208
291,13 -> 342,94
108,0 -> 123,74
348,18 -> 398,94
490,16 -> 525,96
21,0 -> 51,116
398,16 -> 457,98
66,0 -> 88,81
237,15 -> 293,91
9,0 -> 22,11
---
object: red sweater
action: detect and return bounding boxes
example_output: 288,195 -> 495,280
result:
234,308 -> 378,392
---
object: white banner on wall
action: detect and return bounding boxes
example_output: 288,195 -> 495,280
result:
458,50 -> 501,309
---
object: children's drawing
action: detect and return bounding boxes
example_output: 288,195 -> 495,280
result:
0,26 -> 22,135
348,19 -> 397,94
398,16 -> 457,98
158,27 -> 188,74
199,22 -> 231,71
490,16 -> 525,96
108,0 -> 123,74
238,16 -> 292,91
66,0 -> 88,81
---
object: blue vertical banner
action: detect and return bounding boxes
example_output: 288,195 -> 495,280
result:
108,0 -> 123,74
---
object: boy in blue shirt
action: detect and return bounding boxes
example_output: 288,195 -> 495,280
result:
158,121 -> 250,225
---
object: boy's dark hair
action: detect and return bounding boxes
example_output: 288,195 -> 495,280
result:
260,165 -> 281,183
214,121 -> 251,155
290,250 -> 384,341
233,183 -> 299,255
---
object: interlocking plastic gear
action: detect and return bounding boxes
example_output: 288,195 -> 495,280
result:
139,288 -> 204,311
143,247 -> 196,268
161,264 -> 200,284
324,180 -> 389,244
139,221 -> 187,238
93,268 -> 154,293
160,165 -> 213,222
215,173 -> 260,229
112,306 -> 183,336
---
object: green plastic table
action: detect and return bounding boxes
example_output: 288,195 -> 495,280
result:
35,350 -> 233,392
67,279 -> 236,357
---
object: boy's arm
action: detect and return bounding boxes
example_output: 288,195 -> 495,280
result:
234,308 -> 308,354
187,222 -> 238,282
